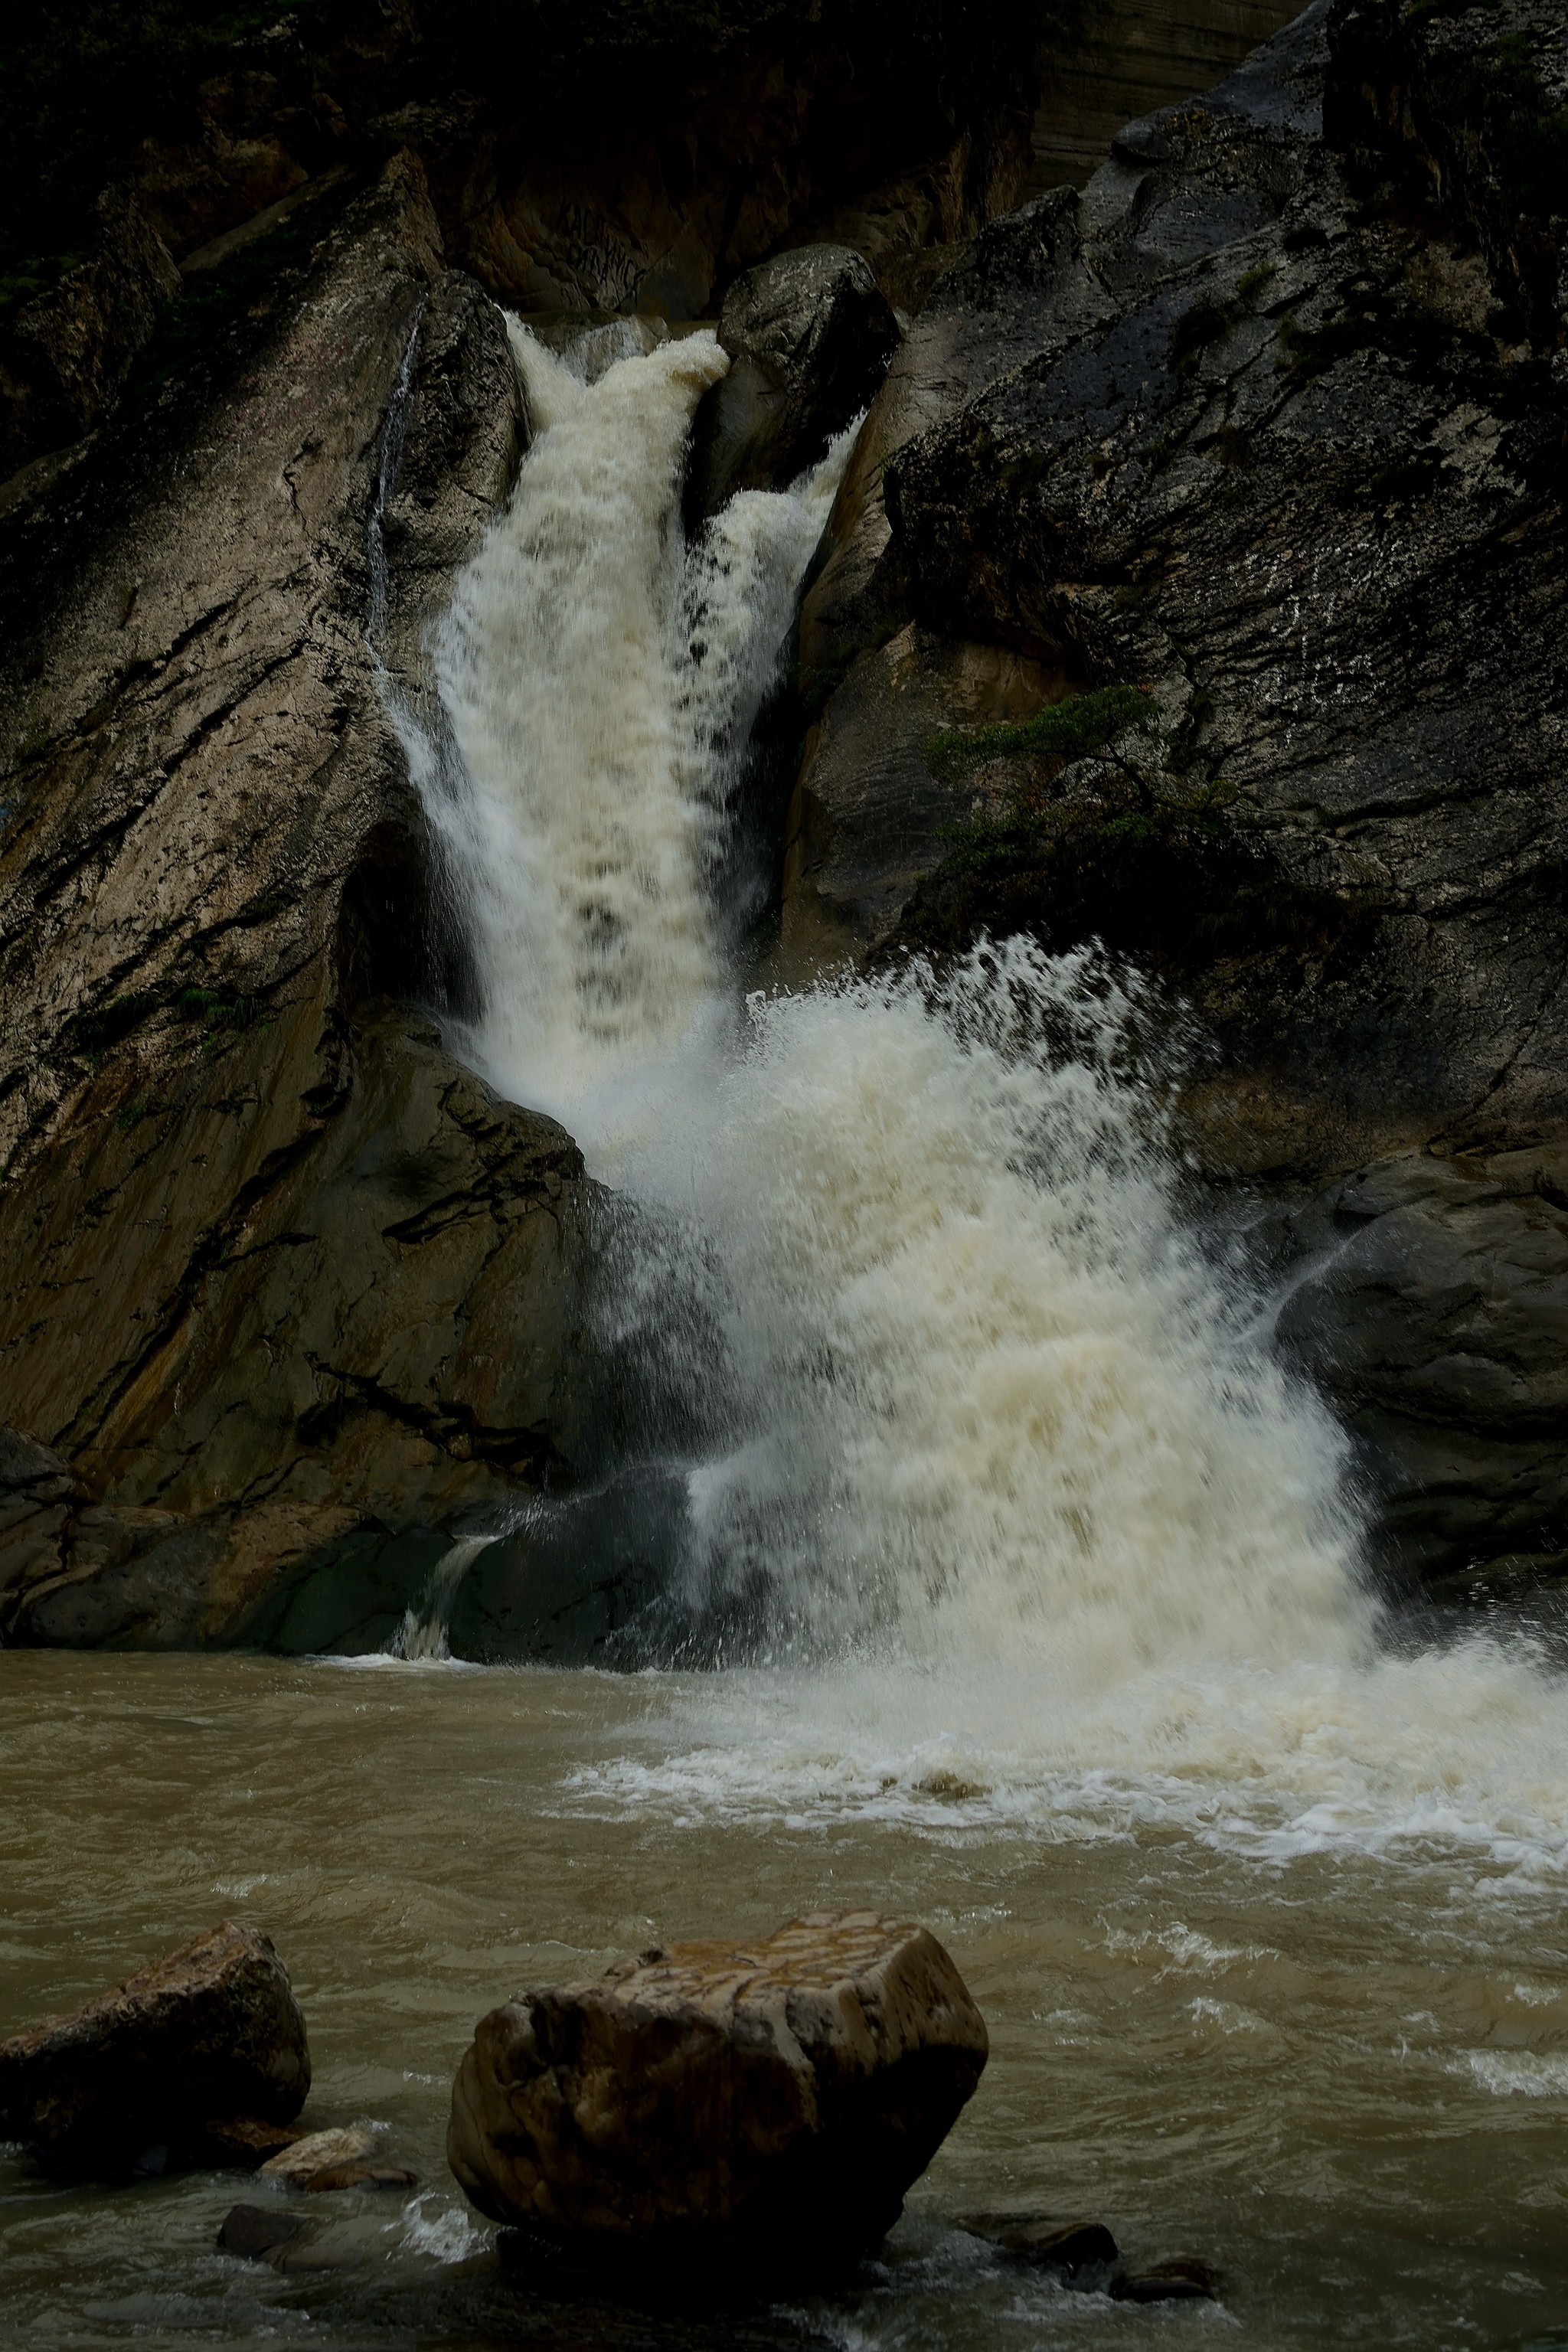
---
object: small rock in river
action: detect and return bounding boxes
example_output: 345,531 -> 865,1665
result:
259,2124 -> 377,2181
217,2203 -> 312,2260
303,2161 -> 418,2191
958,2212 -> 1120,2281
448,1909 -> 988,2279
0,1922 -> 310,2175
1110,2255 -> 1220,2302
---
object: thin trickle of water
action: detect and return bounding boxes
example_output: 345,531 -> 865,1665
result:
389,1536 -> 495,1661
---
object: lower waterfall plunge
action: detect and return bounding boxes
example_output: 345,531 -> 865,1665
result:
404,320 -> 1568,1863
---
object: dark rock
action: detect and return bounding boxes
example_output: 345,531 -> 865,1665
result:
448,1911 -> 988,2278
217,2202 -> 312,2260
1272,1143 -> 1568,1585
1110,2255 -> 1220,2301
445,1465 -> 688,1665
0,186 -> 181,477
782,624 -> 1069,971
688,246 -> 900,520
959,2212 -> 1120,2282
880,0 -> 1568,1173
0,1922 -> 309,2174
3,3 -> 1042,482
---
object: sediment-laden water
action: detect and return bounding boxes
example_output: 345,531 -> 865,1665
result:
5,1651 -> 1568,2350
5,322 -> 1568,2350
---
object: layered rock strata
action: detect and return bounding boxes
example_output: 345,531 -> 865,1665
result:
0,155 -> 594,1647
448,1912 -> 989,2274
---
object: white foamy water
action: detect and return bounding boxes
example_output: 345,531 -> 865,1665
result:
416,322 -> 1568,1877
428,322 -> 851,1146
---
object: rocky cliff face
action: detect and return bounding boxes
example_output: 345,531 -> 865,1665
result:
0,157 -> 599,1646
786,0 -> 1568,1589
0,0 -> 1046,484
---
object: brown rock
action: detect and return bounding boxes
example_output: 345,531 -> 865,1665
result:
304,2161 -> 419,2191
0,156 -> 594,1653
193,2115 -> 312,2169
959,2212 -> 1119,2281
447,1909 -> 988,2277
258,2124 -> 376,2181
0,1922 -> 309,2174
1110,2255 -> 1220,2303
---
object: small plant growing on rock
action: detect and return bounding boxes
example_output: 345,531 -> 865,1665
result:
925,683 -> 1155,785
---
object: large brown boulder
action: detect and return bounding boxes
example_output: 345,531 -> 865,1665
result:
0,1922 -> 309,2174
447,1910 -> 988,2277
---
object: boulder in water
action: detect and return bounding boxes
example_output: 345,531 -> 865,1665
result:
959,2212 -> 1119,2282
447,1909 -> 988,2277
688,245 -> 899,520
0,1922 -> 309,2174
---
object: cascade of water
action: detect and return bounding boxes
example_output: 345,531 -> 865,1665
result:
407,318 -> 1361,1671
406,315 -> 1568,1854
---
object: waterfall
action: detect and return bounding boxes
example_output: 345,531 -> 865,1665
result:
394,310 -> 1568,1860
404,318 -> 1361,1674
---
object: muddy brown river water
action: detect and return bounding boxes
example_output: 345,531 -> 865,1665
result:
5,1648 -> 1568,2352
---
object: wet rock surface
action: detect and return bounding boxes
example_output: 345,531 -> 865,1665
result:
959,2212 -> 1121,2282
789,0 -> 1568,1585
448,1911 -> 988,2276
0,156 -> 598,1648
1110,2254 -> 1220,2301
0,1922 -> 309,2174
688,245 -> 900,518
1271,1142 -> 1568,1583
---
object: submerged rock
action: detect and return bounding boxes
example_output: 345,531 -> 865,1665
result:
958,2212 -> 1120,2282
217,2202 -> 313,2262
447,1910 -> 988,2277
1110,2254 -> 1220,2301
0,1922 -> 309,2174
688,246 -> 900,519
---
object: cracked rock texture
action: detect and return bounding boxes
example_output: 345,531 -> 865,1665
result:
448,1911 -> 988,2273
786,0 -> 1568,1584
0,155 -> 596,1648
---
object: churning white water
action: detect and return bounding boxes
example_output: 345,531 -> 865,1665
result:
414,319 -> 1568,1871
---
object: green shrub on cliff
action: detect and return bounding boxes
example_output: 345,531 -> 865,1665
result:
925,682 -> 1155,786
